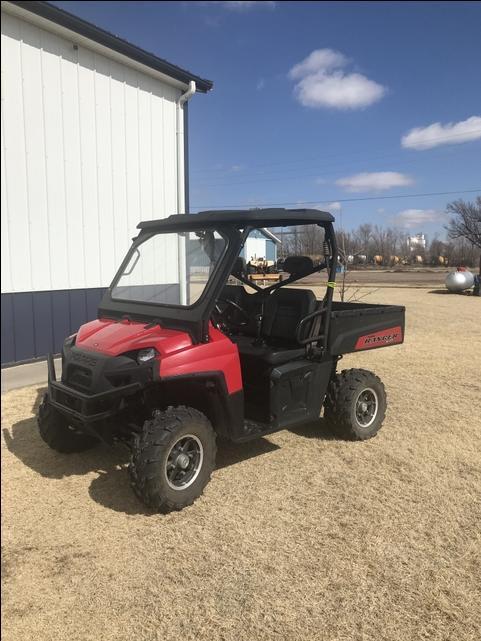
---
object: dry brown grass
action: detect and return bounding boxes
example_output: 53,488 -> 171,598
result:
2,288 -> 481,641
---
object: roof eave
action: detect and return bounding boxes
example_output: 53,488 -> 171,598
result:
4,1 -> 213,93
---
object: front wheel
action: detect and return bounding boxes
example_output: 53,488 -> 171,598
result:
129,406 -> 217,513
324,369 -> 387,440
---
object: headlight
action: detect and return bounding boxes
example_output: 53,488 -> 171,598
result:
137,348 -> 157,364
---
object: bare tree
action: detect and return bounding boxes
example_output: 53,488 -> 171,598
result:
386,227 -> 405,260
355,224 -> 373,256
445,197 -> 481,274
429,236 -> 448,265
337,229 -> 356,257
279,225 -> 326,258
372,226 -> 390,263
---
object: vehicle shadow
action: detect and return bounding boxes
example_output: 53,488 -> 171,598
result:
2,387 -> 127,480
216,437 -> 280,470
3,388 -> 315,515
1,386 -> 145,515
288,416 -> 337,440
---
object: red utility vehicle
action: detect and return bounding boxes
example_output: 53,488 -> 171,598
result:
39,209 -> 405,512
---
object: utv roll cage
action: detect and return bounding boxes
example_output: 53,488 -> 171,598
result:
98,208 -> 338,345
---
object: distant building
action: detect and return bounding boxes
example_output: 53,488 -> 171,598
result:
407,233 -> 427,251
241,229 -> 282,263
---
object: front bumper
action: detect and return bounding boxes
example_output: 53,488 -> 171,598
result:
47,353 -> 143,424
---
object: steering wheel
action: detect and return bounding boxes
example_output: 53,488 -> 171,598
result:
213,298 -> 250,330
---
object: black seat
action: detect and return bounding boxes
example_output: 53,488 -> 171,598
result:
235,342 -> 306,366
221,256 -> 316,344
262,287 -> 316,347
236,288 -> 317,368
282,255 -> 314,279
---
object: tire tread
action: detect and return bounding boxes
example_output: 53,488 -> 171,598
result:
324,368 -> 386,440
129,406 -> 216,513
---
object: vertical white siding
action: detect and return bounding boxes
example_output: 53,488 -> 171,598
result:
1,10 -> 181,294
1,14 -> 32,293
245,237 -> 267,261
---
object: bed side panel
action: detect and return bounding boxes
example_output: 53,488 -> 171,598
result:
328,305 -> 405,355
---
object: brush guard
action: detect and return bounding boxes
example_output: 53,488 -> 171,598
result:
46,354 -> 142,424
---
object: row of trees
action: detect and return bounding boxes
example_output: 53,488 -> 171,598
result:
278,198 -> 481,270
279,223 -> 478,266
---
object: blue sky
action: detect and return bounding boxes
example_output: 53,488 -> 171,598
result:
54,1 -> 481,238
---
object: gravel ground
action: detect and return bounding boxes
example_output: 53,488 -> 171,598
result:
2,287 -> 480,641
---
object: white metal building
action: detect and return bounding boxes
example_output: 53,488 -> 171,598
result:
242,228 -> 281,263
1,1 -> 212,364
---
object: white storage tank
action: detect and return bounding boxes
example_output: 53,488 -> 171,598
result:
445,270 -> 475,292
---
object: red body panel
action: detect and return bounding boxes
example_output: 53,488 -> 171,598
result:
354,326 -> 403,351
76,319 -> 243,394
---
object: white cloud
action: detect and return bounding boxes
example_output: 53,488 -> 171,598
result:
336,171 -> 413,192
314,201 -> 341,213
288,48 -> 386,110
390,209 -> 444,229
315,177 -> 327,185
207,1 -> 276,10
256,78 -> 265,91
401,115 -> 481,150
288,49 -> 347,80
295,72 -> 386,110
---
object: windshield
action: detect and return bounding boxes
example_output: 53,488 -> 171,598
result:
111,229 -> 227,307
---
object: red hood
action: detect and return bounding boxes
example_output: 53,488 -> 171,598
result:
76,318 -> 192,357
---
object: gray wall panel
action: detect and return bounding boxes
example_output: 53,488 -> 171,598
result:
68,290 -> 87,335
11,293 -> 35,362
1,294 -> 15,364
32,291 -> 54,356
1,287 -> 107,365
51,290 -> 71,354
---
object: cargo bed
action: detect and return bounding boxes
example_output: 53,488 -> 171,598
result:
327,301 -> 405,355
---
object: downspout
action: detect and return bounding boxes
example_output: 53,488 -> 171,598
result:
177,80 -> 196,215
176,81 -> 196,304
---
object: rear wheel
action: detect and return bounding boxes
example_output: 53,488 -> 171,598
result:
324,369 -> 386,440
37,394 -> 99,453
129,406 -> 216,513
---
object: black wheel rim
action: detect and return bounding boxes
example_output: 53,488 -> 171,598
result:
355,388 -> 378,427
165,435 -> 203,490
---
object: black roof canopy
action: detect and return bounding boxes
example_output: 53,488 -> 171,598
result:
10,1 -> 213,93
137,208 -> 335,232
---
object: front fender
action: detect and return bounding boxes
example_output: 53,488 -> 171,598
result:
159,371 -> 244,440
